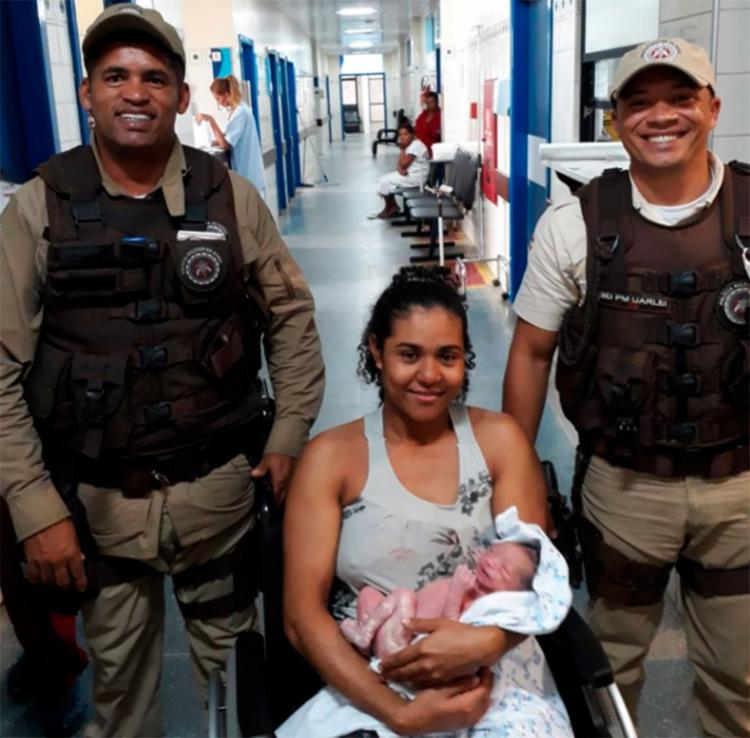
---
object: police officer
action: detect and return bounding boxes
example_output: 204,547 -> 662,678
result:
503,39 -> 748,736
0,5 -> 324,737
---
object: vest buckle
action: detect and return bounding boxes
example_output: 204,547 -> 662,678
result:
667,322 -> 699,347
143,401 -> 171,426
83,388 -> 106,425
70,200 -> 102,225
121,236 -> 162,263
139,345 -> 168,369
670,422 -> 697,445
596,234 -> 621,260
666,373 -> 699,395
667,271 -> 698,296
133,298 -> 163,323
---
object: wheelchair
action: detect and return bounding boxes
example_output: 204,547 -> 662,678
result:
371,109 -> 409,158
207,463 -> 638,738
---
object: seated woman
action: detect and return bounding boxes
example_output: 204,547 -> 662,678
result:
280,271 -> 573,738
372,124 -> 430,219
414,91 -> 442,157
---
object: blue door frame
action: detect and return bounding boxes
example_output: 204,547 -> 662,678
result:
338,72 -> 387,139
435,45 -> 442,98
279,58 -> 295,201
267,51 -> 287,210
325,74 -> 333,144
509,0 -> 553,299
286,61 -> 302,187
238,35 -> 261,141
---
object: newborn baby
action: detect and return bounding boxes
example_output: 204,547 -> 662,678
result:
340,541 -> 538,659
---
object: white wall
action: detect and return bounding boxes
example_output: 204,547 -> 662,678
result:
659,0 -> 750,162
441,0 -> 511,288
42,0 -> 83,153
550,0 -> 581,201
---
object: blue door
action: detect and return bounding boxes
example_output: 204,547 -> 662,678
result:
287,61 -> 302,188
267,51 -> 287,211
2,0 -> 59,181
239,35 -> 261,141
325,74 -> 333,144
279,58 -> 295,201
509,0 -> 552,298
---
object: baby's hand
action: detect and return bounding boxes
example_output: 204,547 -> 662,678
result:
453,564 -> 474,588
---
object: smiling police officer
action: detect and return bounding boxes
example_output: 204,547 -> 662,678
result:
503,38 -> 748,736
0,5 -> 324,736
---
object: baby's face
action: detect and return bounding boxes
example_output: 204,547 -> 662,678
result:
475,542 -> 537,593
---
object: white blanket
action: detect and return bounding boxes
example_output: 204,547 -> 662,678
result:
277,507 -> 574,738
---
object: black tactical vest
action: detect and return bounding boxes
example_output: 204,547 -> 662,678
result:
556,162 -> 749,478
25,145 -> 269,493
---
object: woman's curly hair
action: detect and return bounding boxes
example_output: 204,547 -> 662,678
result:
356,268 -> 477,401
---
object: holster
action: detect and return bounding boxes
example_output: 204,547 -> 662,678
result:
571,448 -> 672,607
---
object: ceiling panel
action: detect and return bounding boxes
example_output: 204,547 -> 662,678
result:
272,0 -> 427,55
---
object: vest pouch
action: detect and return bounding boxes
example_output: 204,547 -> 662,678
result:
24,343 -> 73,422
595,347 -> 657,442
48,267 -> 149,302
556,302 -> 599,426
557,342 -> 598,423
71,354 -> 131,457
722,342 -> 749,406
171,239 -> 233,306
558,304 -> 589,367
203,315 -> 247,379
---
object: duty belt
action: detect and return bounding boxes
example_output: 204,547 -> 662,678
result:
57,420 -> 268,496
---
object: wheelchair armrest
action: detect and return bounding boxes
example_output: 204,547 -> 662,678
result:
536,608 -> 614,688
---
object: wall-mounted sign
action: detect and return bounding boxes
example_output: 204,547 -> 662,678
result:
210,47 -> 232,78
482,79 -> 498,204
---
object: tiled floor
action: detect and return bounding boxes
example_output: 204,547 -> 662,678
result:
0,135 -> 699,737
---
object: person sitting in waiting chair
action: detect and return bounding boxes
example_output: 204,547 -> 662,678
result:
414,91 -> 441,157
371,123 -> 430,220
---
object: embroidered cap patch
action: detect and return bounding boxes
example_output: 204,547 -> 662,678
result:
642,40 -> 680,62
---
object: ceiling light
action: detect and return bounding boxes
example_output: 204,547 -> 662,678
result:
349,40 -> 374,48
336,6 -> 378,16
344,28 -> 375,34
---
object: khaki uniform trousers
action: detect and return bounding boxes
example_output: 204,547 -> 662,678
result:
81,506 -> 256,738
582,456 -> 750,737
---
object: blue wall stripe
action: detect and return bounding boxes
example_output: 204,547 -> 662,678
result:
509,0 -> 553,300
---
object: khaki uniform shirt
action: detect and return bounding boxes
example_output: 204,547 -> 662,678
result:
514,155 -> 725,332
0,138 -> 325,556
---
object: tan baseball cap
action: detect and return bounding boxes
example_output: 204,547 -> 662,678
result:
609,38 -> 715,101
82,4 -> 185,69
